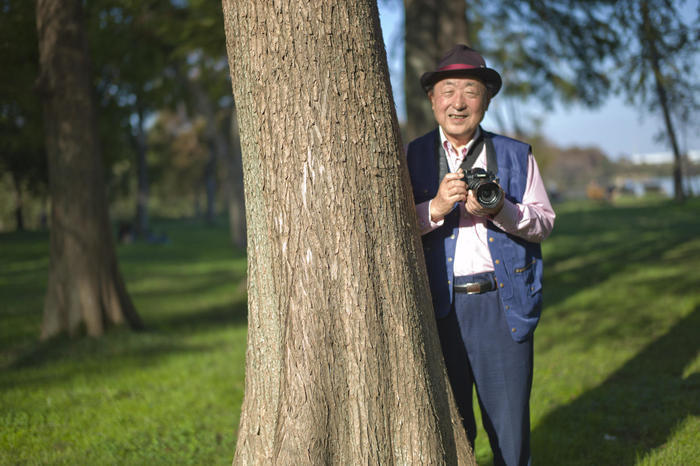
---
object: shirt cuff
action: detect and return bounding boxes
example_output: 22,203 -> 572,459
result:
416,200 -> 444,235
490,198 -> 520,233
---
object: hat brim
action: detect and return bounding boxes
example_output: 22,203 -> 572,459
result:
420,68 -> 502,96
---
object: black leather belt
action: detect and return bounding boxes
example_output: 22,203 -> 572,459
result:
454,276 -> 496,294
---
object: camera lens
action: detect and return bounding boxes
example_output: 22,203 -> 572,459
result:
476,182 -> 502,208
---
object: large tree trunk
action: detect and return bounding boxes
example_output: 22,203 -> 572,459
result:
222,0 -> 473,464
404,0 -> 471,142
36,0 -> 142,339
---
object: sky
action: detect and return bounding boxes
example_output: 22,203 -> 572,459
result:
377,2 -> 699,161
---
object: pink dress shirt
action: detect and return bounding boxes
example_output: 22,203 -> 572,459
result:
416,127 -> 556,276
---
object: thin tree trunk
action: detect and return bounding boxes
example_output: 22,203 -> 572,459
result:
404,0 -> 471,142
226,108 -> 246,248
36,0 -> 142,339
204,144 -> 217,223
641,1 -> 684,202
11,172 -> 24,232
133,104 -> 150,235
185,76 -> 225,226
222,0 -> 473,463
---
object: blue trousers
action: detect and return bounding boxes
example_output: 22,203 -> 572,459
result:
437,273 -> 533,466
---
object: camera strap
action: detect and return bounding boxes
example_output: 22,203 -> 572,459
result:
457,130 -> 499,176
434,128 -> 499,184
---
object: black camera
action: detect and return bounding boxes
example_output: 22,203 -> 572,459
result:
464,168 -> 503,209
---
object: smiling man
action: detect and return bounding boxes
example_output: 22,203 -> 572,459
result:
406,45 -> 555,466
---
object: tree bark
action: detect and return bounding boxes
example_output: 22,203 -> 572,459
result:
222,0 -> 473,463
404,0 -> 471,142
36,0 -> 142,339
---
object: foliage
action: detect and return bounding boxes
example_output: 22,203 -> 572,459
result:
610,0 -> 699,135
2,200 -> 700,464
0,0 -> 48,200
85,0 -> 233,217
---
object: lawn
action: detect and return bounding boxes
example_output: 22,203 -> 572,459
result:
1,199 -> 699,465
1,219 -> 248,465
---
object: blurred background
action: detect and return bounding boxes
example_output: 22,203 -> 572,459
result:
1,0 -> 698,232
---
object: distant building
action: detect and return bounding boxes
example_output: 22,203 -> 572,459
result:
627,150 -> 700,165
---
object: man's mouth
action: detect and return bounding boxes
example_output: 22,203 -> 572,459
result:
449,114 -> 468,120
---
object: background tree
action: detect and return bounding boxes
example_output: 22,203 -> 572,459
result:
403,0 -> 473,141
610,0 -> 698,202
0,0 -> 48,231
35,0 -> 142,338
402,0 -> 619,141
222,0 -> 473,463
87,0 -> 182,236
88,0 -> 247,242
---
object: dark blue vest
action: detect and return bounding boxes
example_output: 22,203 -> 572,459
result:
407,128 -> 543,342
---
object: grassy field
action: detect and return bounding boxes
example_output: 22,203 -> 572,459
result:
1,199 -> 699,465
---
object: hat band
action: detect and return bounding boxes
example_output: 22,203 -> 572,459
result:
438,64 -> 481,71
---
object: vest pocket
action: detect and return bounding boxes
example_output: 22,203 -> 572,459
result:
514,259 -> 541,296
514,258 -> 536,274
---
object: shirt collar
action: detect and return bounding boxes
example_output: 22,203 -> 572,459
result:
438,126 -> 482,156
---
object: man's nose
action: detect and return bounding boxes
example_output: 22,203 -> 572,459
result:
453,93 -> 467,109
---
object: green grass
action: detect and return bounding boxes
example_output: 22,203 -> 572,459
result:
1,219 -> 248,465
2,199 -> 700,465
473,198 -> 700,465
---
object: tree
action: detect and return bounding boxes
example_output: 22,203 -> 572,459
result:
35,0 -> 142,338
611,0 -> 698,202
87,0 -> 184,236
403,0 -> 473,141
0,0 -> 48,231
222,0 -> 474,463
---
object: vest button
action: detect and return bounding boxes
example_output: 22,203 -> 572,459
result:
494,259 -> 500,264
450,235 -> 455,239
448,257 -> 453,262
489,237 -> 494,243
512,328 -> 516,333
505,305 -> 510,310
500,283 -> 504,288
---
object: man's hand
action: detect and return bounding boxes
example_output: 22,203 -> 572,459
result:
465,185 -> 505,218
430,169 -> 467,222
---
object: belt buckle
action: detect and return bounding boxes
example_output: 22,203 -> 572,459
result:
466,282 -> 481,294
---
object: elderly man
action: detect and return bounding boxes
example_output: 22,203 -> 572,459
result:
406,45 -> 555,465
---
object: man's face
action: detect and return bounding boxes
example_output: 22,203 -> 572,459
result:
429,77 -> 490,147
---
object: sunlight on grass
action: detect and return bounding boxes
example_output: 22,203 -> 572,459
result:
474,198 -> 700,465
1,219 -> 247,465
2,200 -> 700,465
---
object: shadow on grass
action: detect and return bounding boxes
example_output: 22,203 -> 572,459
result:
152,299 -> 248,333
532,306 -> 700,465
543,201 -> 700,312
1,299 -> 248,389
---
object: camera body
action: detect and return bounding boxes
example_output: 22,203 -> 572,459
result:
463,168 -> 503,209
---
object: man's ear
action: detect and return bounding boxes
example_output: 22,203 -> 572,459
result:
483,95 -> 491,112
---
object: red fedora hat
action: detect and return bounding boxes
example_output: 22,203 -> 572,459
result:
420,44 -> 502,96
